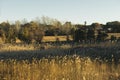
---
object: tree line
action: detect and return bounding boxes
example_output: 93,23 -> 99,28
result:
0,17 -> 120,44
74,22 -> 120,43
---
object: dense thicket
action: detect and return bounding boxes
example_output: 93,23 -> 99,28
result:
0,17 -> 120,43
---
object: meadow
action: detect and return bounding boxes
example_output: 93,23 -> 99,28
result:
0,43 -> 120,80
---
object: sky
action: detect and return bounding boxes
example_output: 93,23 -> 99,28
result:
0,0 -> 120,24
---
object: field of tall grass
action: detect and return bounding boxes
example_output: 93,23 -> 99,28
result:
0,43 -> 120,80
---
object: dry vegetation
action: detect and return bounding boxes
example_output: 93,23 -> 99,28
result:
0,57 -> 120,80
107,33 -> 120,39
15,33 -> 120,43
42,36 -> 73,42
0,43 -> 120,80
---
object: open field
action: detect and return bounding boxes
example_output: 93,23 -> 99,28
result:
15,35 -> 73,43
42,36 -> 73,42
107,33 -> 120,39
0,43 -> 120,80
15,33 -> 120,43
42,33 -> 120,42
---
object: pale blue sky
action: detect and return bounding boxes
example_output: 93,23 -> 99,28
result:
0,0 -> 120,24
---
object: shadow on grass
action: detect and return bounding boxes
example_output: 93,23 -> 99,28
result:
0,46 -> 120,64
